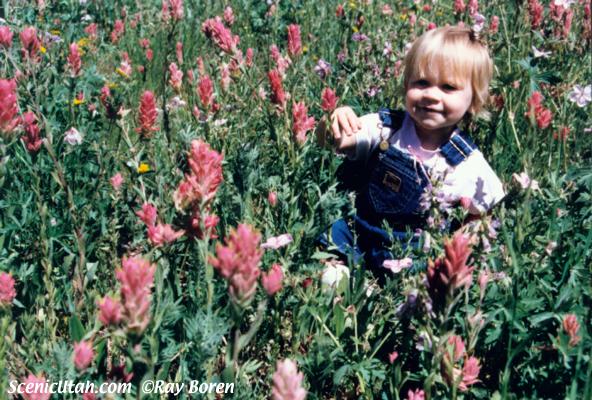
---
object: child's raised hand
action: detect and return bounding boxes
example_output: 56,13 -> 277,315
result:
330,106 -> 362,140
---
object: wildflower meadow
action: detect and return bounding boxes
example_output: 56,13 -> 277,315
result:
1,0 -> 591,399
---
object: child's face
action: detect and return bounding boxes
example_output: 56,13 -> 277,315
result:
405,72 -> 473,139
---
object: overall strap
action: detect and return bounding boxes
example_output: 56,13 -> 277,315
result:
378,107 -> 406,132
439,130 -> 478,166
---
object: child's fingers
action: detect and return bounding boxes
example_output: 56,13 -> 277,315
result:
346,112 -> 361,134
331,116 -> 342,140
338,113 -> 353,136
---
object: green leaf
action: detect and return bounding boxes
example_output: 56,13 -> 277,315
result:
69,315 -> 85,342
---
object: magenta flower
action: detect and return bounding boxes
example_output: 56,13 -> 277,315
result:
287,24 -> 302,57
168,62 -> 183,92
0,79 -> 19,134
0,25 -> 13,48
406,389 -> 425,400
198,75 -> 214,112
175,41 -> 183,64
146,223 -> 185,246
527,0 -> 543,29
136,203 -> 158,226
19,27 -> 40,61
73,340 -> 94,371
116,256 -> 156,334
110,173 -> 124,191
268,69 -> 287,110
454,0 -> 466,13
268,191 -> 278,207
21,374 -> 50,400
21,111 -> 43,153
458,356 -> 481,391
209,223 -> 262,305
201,17 -> 239,54
0,272 -> 16,306
97,295 -> 122,326
262,263 -> 283,295
67,43 -> 82,77
292,101 -> 315,145
224,6 -> 235,25
271,359 -> 307,400
162,0 -> 184,22
563,314 -> 581,346
320,88 -> 338,113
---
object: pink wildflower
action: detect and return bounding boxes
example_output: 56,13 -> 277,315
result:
268,191 -> 278,207
525,91 -> 552,129
224,6 -> 235,25
553,126 -> 570,141
468,0 -> 479,15
270,44 -> 291,75
407,389 -> 425,400
261,233 -> 293,250
145,48 -> 153,62
321,87 -> 339,113
83,393 -> 96,400
246,47 -> 254,67
0,25 -> 13,48
563,314 -> 581,346
73,340 -> 94,371
97,295 -> 122,326
220,63 -> 231,91
489,15 -> 499,34
382,4 -> 393,15
262,263 -> 283,295
427,22 -> 437,30
477,269 -> 489,299
21,374 -> 50,400
174,139 -> 224,210
292,101 -> 315,145
536,108 -> 552,129
175,41 -> 183,64
0,272 -> 16,306
19,27 -> 40,61
454,0 -> 466,13
427,232 -> 474,304
110,173 -> 124,191
458,356 -> 481,391
0,79 -> 19,134
198,75 -> 214,112
527,0 -> 544,29
336,4 -> 345,18
388,351 -> 398,364
382,257 -> 413,273
67,43 -> 82,77
168,62 -> 183,92
110,19 -> 125,43
116,256 -> 156,334
201,17 -> 239,54
84,23 -> 98,40
287,24 -> 302,57
268,69 -> 287,110
136,203 -> 158,226
271,359 -> 307,400
21,111 -> 43,153
147,223 -> 184,246
190,210 -> 220,239
447,335 -> 466,362
135,90 -> 159,137
209,223 -> 262,305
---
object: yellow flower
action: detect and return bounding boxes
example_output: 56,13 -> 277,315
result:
115,68 -> 129,78
352,26 -> 359,33
40,46 -> 47,54
400,14 -> 408,21
72,98 -> 85,106
436,11 -> 443,17
302,45 -> 309,54
349,1 -> 356,10
77,37 -> 90,48
107,82 -> 118,89
50,29 -> 61,36
137,163 -> 150,174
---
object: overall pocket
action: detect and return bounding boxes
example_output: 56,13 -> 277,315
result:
367,149 -> 428,216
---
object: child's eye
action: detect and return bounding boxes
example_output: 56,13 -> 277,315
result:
442,84 -> 457,91
414,79 -> 429,87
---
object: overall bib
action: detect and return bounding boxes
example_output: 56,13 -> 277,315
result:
324,107 -> 478,271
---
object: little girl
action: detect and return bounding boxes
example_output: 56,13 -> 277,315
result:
322,26 -> 505,271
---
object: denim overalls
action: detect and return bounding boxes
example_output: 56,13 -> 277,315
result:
324,107 -> 478,271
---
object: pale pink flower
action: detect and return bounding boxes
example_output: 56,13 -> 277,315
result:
110,173 -> 124,191
175,41 -> 183,64
321,88 -> 338,112
67,43 -> 82,77
224,6 -> 235,25
168,62 -> 183,92
84,23 -> 98,40
262,263 -> 283,295
117,53 -> 132,78
220,63 -> 231,91
174,139 -> 224,210
292,101 -> 315,145
0,25 -> 13,48
454,0 -> 466,13
209,223 -> 262,304
19,27 -> 40,61
116,256 -> 156,334
162,0 -> 184,22
458,356 -> 481,391
147,223 -> 185,246
21,374 -> 50,400
568,84 -> 592,107
246,47 -> 254,67
388,351 -> 398,364
261,233 -> 293,250
0,79 -> 19,134
198,75 -> 214,112
489,15 -> 499,34
0,272 -> 16,306
271,359 -> 307,400
468,0 -> 479,15
512,172 -> 539,191
563,314 -> 581,346
383,257 -> 413,273
82,392 -> 96,400
64,127 -> 83,145
97,295 -> 122,326
382,4 -> 393,15
135,90 -> 158,137
110,19 -> 125,43
73,340 -> 94,371
406,389 -> 425,400
201,17 -> 239,54
447,335 -> 466,362
136,203 -> 158,226
477,269 -> 489,299
287,24 -> 302,57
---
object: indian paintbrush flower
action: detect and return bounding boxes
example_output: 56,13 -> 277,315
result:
268,69 -> 287,110
0,25 -> 13,48
320,88 -> 338,112
135,90 -> 158,137
116,256 -> 156,334
67,43 -> 82,77
97,295 -> 122,326
262,263 -> 283,296
73,340 -> 94,371
271,359 -> 307,400
0,271 -> 16,306
21,111 -> 43,153
287,24 -> 302,57
201,17 -> 239,54
0,79 -> 19,135
563,314 -> 581,346
292,101 -> 315,145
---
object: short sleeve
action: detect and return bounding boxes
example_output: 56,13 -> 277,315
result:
350,113 -> 383,162
451,151 -> 506,214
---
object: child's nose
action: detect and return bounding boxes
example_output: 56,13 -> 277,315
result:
422,86 -> 441,100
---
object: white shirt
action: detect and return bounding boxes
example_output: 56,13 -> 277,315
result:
351,112 -> 505,214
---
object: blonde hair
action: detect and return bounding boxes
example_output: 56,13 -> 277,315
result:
403,26 -> 493,117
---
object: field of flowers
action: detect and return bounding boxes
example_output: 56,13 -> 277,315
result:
0,0 -> 591,399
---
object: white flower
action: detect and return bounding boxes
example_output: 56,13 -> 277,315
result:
512,172 -> 539,191
321,261 -> 350,289
532,46 -> 551,59
64,127 -> 83,145
568,84 -> 592,108
554,0 -> 575,9
261,233 -> 293,250
166,96 -> 186,111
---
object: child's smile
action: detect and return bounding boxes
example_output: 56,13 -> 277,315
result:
405,74 -> 473,147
